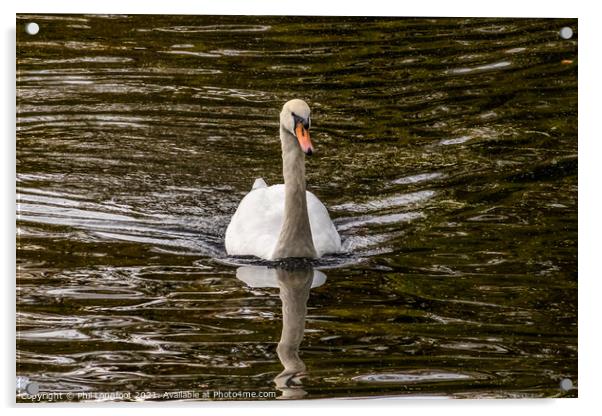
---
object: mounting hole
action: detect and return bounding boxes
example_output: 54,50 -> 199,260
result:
25,381 -> 39,395
559,26 -> 573,40
25,22 -> 39,35
559,378 -> 573,391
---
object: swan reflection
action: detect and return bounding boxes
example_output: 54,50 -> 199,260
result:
236,265 -> 326,399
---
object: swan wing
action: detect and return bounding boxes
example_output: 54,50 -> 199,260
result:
252,178 -> 268,190
225,184 -> 285,260
307,191 -> 342,256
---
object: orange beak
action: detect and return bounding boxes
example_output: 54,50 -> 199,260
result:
295,122 -> 313,156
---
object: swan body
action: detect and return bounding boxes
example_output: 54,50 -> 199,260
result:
225,99 -> 341,260
225,182 -> 341,259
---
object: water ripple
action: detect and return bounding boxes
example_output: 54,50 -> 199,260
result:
353,370 -> 482,384
152,25 -> 271,33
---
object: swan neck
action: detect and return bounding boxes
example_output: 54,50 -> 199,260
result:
272,127 -> 317,259
282,129 -> 306,193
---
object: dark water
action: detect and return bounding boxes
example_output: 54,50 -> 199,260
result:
16,15 -> 578,401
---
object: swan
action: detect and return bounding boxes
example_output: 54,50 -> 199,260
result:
225,99 -> 341,260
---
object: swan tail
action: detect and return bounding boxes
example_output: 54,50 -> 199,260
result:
252,178 -> 268,190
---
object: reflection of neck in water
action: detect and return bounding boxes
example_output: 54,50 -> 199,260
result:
235,265 -> 325,399
274,267 -> 313,399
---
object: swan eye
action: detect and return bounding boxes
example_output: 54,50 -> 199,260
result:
291,112 -> 310,131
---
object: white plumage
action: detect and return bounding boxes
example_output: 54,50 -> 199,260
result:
225,181 -> 341,260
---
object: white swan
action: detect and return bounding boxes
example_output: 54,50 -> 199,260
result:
225,99 -> 341,260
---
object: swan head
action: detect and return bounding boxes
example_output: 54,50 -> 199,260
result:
280,99 -> 313,156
